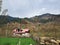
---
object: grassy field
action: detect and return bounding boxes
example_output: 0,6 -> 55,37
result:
0,38 -> 36,45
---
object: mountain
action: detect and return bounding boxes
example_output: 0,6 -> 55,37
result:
25,13 -> 60,23
0,13 -> 60,25
0,15 -> 28,25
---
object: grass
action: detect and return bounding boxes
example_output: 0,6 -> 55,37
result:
0,37 -> 36,45
18,38 -> 36,45
0,38 -> 19,45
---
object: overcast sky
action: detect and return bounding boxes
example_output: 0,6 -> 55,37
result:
2,0 -> 60,18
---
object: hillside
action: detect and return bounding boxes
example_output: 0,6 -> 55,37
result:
0,13 -> 60,25
0,15 -> 28,25
26,13 -> 60,23
0,13 -> 60,39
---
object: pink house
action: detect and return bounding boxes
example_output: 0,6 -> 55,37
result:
12,28 -> 30,37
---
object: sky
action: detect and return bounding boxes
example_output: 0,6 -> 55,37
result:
2,0 -> 60,18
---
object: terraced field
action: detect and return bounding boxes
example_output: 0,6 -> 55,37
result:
0,38 -> 36,45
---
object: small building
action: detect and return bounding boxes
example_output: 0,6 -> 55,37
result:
12,28 -> 30,37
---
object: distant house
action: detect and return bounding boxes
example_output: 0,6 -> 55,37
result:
12,28 -> 30,37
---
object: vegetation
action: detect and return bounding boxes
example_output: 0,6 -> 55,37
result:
0,38 -> 36,45
0,13 -> 60,39
0,38 -> 19,45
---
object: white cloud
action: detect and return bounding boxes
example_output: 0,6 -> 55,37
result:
28,8 -> 60,17
37,8 -> 60,15
2,0 -> 60,18
48,0 -> 59,2
34,0 -> 44,3
8,0 -> 30,11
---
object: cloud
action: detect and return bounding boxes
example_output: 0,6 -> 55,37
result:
2,0 -> 60,18
28,8 -> 60,17
8,0 -> 30,9
48,0 -> 59,2
36,8 -> 60,15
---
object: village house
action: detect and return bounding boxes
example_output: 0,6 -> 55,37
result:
12,28 -> 31,37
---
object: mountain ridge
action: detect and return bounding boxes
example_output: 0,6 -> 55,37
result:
0,13 -> 60,25
27,13 -> 60,23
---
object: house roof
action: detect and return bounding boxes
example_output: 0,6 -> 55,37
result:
13,28 -> 30,34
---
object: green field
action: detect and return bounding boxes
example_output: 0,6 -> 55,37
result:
0,38 -> 36,45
